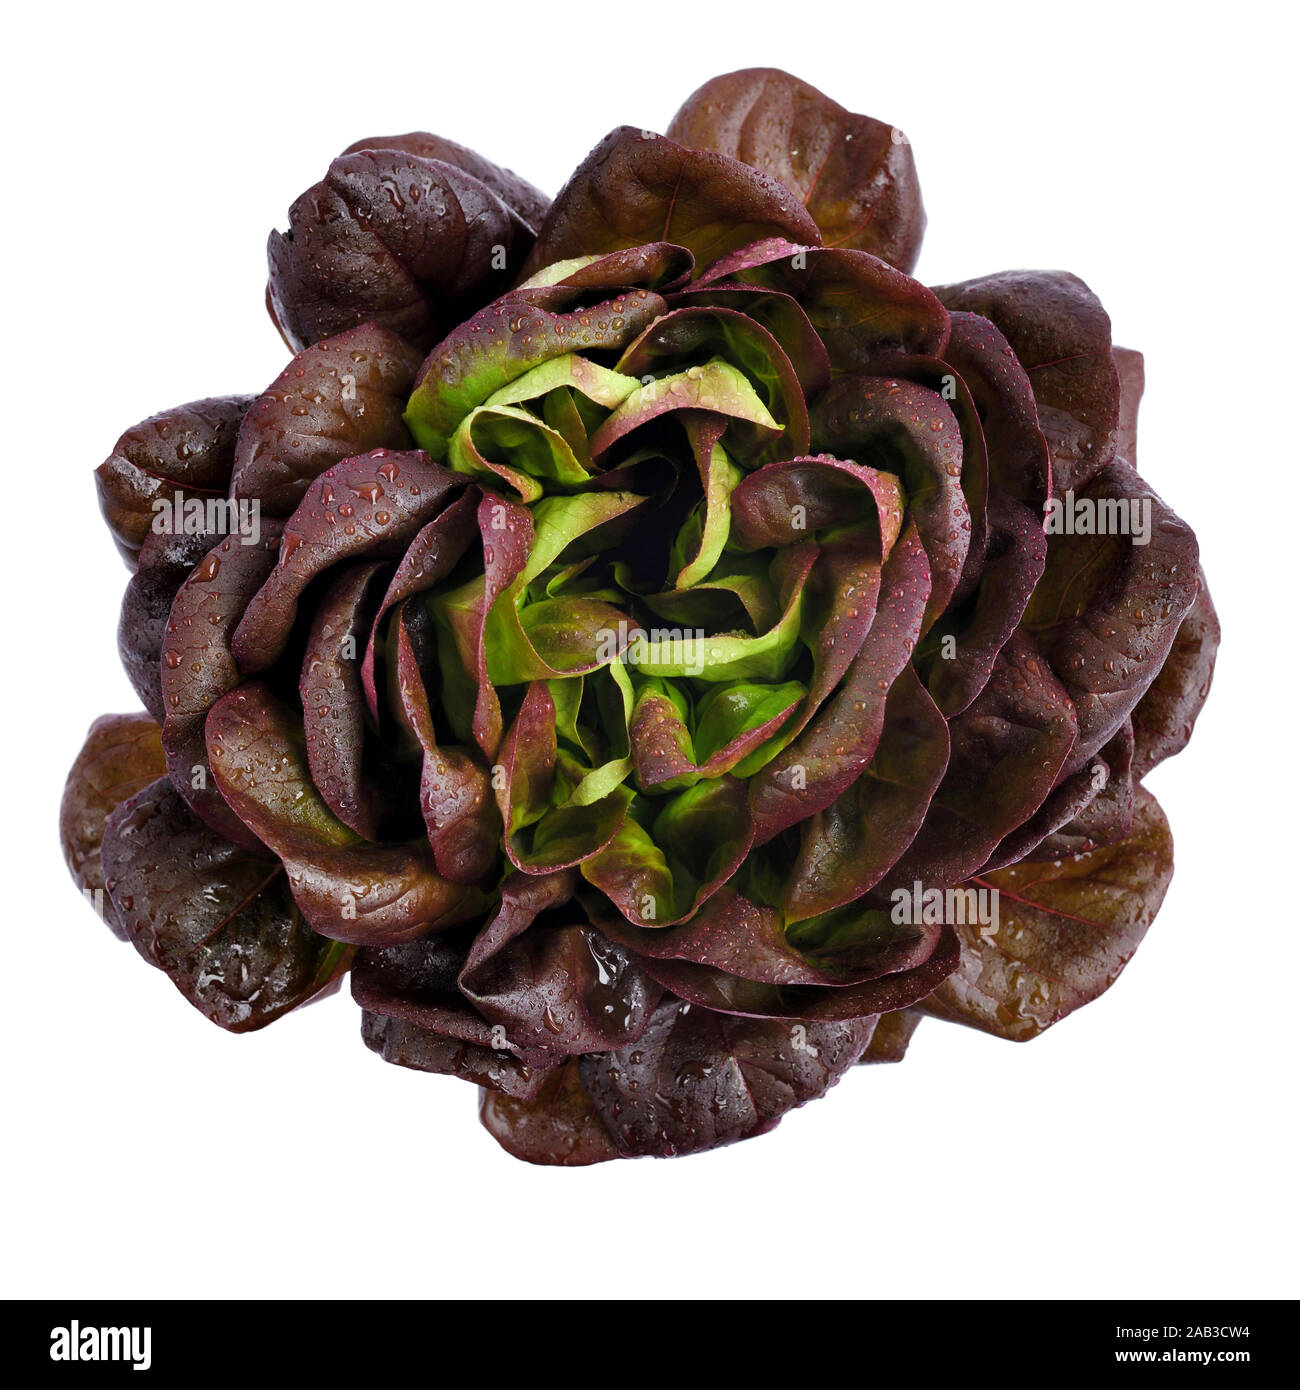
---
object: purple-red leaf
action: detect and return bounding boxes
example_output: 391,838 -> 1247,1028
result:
391,605 -> 500,885
1022,460 -> 1200,772
230,449 -> 463,675
102,777 -> 347,1031
667,67 -> 925,272
159,524 -> 284,850
60,712 -> 166,938
919,787 -> 1174,1040
267,150 -> 534,352
231,324 -> 423,514
459,871 -> 662,1066
697,240 -> 950,368
479,1060 -> 621,1166
354,934 -> 552,1098
119,529 -> 216,722
578,998 -> 875,1157
521,127 -> 822,280
858,1009 -> 922,1064
1131,567 -> 1219,778
340,131 -> 550,232
935,272 -> 1119,492
95,396 -> 252,567
300,563 -> 386,839
879,634 -> 1078,893
206,682 -> 488,946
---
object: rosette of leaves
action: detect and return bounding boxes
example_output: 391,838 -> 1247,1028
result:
63,68 -> 1218,1162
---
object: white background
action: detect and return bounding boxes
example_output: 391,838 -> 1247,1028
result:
3,0 -> 1295,1300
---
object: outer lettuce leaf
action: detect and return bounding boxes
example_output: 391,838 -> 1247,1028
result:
95,396 -> 252,567
479,1060 -> 621,1166
935,271 -> 1120,492
1041,721 -> 1137,859
119,529 -> 217,722
781,664 -> 950,920
267,149 -> 535,352
853,347 -> 991,604
594,864 -> 947,991
939,312 -> 1050,503
877,634 -> 1079,894
667,67 -> 925,272
231,449 -> 463,674
919,788 -> 1174,1040
362,1011 -> 547,1097
577,998 -> 875,1157
231,324 -> 422,514
1020,459 -> 1200,771
519,127 -> 822,280
339,131 -> 550,232
60,712 -> 166,938
634,923 -> 959,1023
101,777 -> 349,1031
905,311 -> 1051,716
977,723 -> 1132,874
159,524 -> 285,851
458,871 -> 662,1066
206,682 -> 488,945
1131,567 -> 1219,778
858,1009 -> 922,1064
924,492 -> 1047,718
353,934 -> 551,1098
1113,346 -> 1144,464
